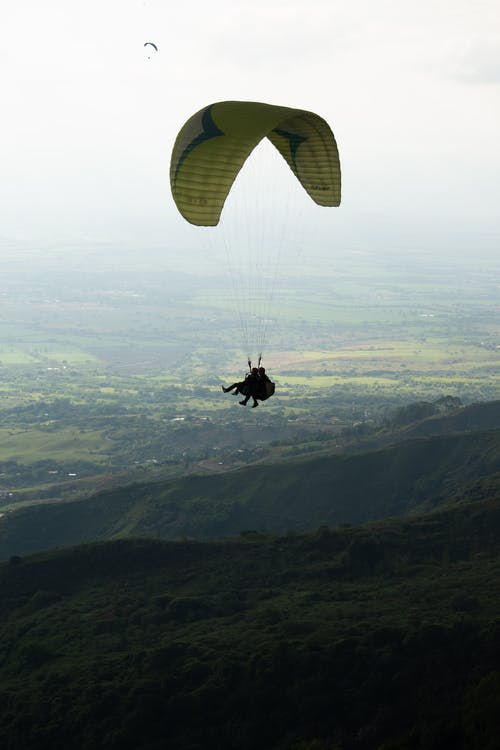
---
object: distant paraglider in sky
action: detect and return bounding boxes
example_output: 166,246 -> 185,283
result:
144,42 -> 158,59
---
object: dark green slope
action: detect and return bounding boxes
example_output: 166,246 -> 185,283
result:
396,399 -> 500,439
2,425 -> 500,558
0,497 -> 500,749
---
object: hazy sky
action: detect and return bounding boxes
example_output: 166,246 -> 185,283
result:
2,0 -> 500,256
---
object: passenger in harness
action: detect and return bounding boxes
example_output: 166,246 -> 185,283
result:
222,364 -> 275,408
256,367 -> 275,401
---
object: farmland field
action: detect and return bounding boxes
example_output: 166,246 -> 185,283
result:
0,238 -> 499,504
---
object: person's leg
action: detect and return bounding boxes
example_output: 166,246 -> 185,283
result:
222,383 -> 239,393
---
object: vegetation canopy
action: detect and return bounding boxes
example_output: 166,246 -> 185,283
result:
0,493 -> 499,749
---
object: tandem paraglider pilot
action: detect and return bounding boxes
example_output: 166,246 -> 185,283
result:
170,101 -> 339,413
222,366 -> 275,408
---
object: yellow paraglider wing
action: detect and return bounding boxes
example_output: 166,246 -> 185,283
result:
170,100 -> 341,226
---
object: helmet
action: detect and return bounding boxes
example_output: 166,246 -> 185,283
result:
259,367 -> 265,373
251,367 -> 259,373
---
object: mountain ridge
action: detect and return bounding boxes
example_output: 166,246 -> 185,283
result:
2,398 -> 500,558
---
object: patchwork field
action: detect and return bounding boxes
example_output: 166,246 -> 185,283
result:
0,240 -> 499,502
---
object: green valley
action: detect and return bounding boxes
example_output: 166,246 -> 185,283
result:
1,242 -> 500,508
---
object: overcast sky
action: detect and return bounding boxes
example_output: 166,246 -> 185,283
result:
2,0 -> 500,257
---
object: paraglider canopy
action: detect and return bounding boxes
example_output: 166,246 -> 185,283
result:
170,100 -> 341,226
144,42 -> 158,58
169,99 -> 341,369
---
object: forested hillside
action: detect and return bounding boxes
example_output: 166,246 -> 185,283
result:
2,415 -> 500,558
390,399 -> 500,439
1,495 -> 499,749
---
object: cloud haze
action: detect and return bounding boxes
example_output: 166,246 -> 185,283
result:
1,0 -> 499,255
